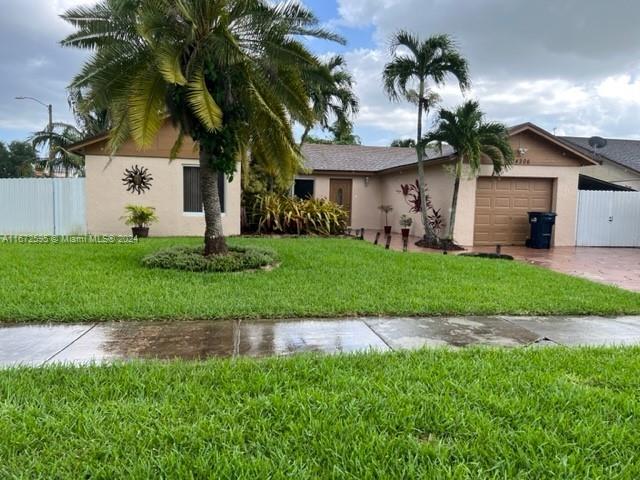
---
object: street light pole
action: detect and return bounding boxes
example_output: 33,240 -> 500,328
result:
15,96 -> 53,176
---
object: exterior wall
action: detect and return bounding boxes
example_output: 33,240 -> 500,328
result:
303,173 -> 383,229
378,164 -> 455,236
85,154 -> 241,236
581,160 -> 640,191
454,165 -> 580,247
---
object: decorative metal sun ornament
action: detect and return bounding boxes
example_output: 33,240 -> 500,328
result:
122,165 -> 153,194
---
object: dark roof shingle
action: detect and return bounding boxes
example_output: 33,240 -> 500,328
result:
562,136 -> 640,174
300,143 -> 454,173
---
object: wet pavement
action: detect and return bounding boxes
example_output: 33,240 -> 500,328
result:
2,316 -> 640,367
361,230 -> 640,292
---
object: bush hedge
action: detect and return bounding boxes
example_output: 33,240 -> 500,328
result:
252,194 -> 348,235
142,245 -> 278,273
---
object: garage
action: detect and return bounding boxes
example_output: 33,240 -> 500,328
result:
474,177 -> 553,246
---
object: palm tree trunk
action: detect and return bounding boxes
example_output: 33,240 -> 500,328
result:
200,145 -> 228,256
449,176 -> 460,241
299,126 -> 311,148
448,158 -> 463,241
415,79 -> 438,245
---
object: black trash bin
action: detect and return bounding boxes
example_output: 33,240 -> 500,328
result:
525,212 -> 557,249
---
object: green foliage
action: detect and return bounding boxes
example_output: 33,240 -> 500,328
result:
120,205 -> 158,228
390,138 -> 416,148
424,100 -> 514,176
30,122 -> 84,177
142,245 -> 277,273
0,237 -> 637,322
67,87 -> 110,137
61,0 -> 343,179
0,141 -> 35,178
253,194 -> 348,235
301,55 -> 359,146
399,214 -> 413,228
383,32 -> 470,105
4,348 -> 640,478
383,31 -> 470,243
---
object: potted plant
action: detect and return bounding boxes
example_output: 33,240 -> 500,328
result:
399,214 -> 413,239
121,205 -> 158,238
378,204 -> 393,234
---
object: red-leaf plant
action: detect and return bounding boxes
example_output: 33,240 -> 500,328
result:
399,179 -> 446,234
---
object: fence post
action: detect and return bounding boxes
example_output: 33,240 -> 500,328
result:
52,179 -> 57,236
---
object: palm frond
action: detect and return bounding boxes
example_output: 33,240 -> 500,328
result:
186,69 -> 223,132
128,68 -> 167,148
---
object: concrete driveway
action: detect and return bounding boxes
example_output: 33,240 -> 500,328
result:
361,230 -> 640,292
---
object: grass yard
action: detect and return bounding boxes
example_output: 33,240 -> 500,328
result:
0,236 -> 638,322
2,347 -> 640,478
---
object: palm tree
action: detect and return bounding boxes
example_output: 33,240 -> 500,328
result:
383,31 -> 470,246
423,100 -> 514,242
68,87 -> 111,137
30,122 -> 85,177
61,0 -> 342,255
300,55 -> 359,146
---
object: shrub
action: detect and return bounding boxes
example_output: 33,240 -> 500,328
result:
120,205 -> 158,228
252,194 -> 348,235
142,246 -> 278,273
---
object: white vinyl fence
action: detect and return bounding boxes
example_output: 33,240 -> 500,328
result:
576,190 -> 640,247
0,178 -> 86,235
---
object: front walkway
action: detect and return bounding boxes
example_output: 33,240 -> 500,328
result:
3,316 -> 640,367
361,230 -> 640,291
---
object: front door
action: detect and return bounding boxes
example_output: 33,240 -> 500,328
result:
329,178 -> 353,224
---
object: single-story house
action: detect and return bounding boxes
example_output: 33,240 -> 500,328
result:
73,121 -> 608,247
297,123 -> 598,246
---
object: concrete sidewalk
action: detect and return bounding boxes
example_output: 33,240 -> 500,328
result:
3,316 -> 640,367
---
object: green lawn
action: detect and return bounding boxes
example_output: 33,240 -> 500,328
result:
0,236 -> 638,322
2,347 -> 640,478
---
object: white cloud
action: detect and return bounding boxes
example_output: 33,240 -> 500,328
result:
330,0 -> 640,143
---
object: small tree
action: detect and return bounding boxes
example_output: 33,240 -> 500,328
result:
423,100 -> 513,242
378,204 -> 393,226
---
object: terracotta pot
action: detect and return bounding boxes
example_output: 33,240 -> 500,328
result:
401,228 -> 410,239
131,227 -> 149,238
384,225 -> 392,235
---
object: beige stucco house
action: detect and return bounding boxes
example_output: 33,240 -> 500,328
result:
71,122 -> 241,237
73,121 -> 608,247
297,123 -> 598,247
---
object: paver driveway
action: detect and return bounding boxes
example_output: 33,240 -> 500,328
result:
362,230 -> 640,291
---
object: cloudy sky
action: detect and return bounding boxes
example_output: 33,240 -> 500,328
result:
2,0 -> 640,146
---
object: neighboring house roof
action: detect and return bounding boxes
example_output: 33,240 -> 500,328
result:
301,143 -> 454,173
561,136 -> 640,174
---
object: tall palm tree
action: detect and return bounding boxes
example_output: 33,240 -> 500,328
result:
30,122 -> 85,177
300,55 -> 359,146
424,100 -> 514,241
383,31 -> 470,246
61,0 -> 342,255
